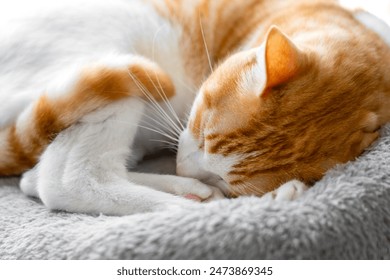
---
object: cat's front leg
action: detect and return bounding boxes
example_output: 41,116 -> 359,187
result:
22,97 -> 218,215
20,166 -> 39,198
24,98 -> 203,215
127,172 -> 225,201
14,54 -> 217,215
1,54 -> 175,176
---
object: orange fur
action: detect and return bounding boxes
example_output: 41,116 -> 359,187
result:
179,0 -> 390,196
1,0 -> 390,200
0,62 -> 174,175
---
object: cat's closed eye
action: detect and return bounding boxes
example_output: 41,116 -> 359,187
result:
177,17 -> 390,196
1,0 -> 390,216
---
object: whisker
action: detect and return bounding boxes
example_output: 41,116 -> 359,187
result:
127,69 -> 183,137
136,124 -> 180,143
103,118 -> 179,144
91,73 -> 182,148
141,112 -> 180,138
150,140 -> 179,152
127,70 -> 179,132
150,138 -> 179,152
141,99 -> 182,139
143,70 -> 184,133
154,74 -> 185,131
140,118 -> 179,139
176,78 -> 198,95
233,183 -> 246,197
152,24 -> 166,63
150,139 -> 178,147
198,11 -> 213,73
244,181 -> 267,196
150,22 -> 186,132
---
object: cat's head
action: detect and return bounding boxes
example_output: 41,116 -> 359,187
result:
177,25 -> 387,197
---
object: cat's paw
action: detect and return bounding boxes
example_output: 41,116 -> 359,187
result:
184,186 -> 225,202
183,182 -> 226,202
20,167 -> 39,197
202,186 -> 225,202
169,177 -> 218,201
261,179 -> 308,202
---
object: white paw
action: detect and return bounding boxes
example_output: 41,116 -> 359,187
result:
261,180 -> 308,202
170,178 -> 216,201
20,166 -> 39,197
202,186 -> 225,202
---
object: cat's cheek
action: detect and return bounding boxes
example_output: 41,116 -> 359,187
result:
176,129 -> 205,177
176,150 -> 206,181
177,129 -> 199,162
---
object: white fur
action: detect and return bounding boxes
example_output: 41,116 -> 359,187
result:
177,129 -> 240,195
0,0 -> 193,127
2,0 -> 220,215
239,47 -> 267,96
176,123 -> 309,199
21,98 -> 222,215
175,6 -> 390,202
354,10 -> 390,47
176,44 -> 307,199
253,46 -> 267,94
260,180 -> 308,201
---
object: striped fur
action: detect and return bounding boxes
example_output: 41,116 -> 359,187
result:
175,0 -> 390,196
0,59 -> 174,175
0,0 -> 389,212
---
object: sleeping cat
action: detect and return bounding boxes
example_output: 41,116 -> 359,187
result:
0,0 -> 390,215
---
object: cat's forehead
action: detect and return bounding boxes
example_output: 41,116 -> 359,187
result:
201,50 -> 262,105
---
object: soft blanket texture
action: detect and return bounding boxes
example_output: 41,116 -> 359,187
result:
1,125 -> 390,259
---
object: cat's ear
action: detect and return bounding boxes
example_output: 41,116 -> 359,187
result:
261,26 -> 306,91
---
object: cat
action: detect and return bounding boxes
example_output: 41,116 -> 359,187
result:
0,0 -> 390,215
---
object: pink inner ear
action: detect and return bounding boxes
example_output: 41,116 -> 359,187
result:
265,26 -> 304,89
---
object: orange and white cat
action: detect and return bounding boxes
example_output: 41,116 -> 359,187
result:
0,0 -> 390,215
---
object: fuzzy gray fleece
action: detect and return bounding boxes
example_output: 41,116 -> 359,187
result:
1,124 -> 390,260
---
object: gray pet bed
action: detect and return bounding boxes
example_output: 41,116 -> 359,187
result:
1,124 -> 390,259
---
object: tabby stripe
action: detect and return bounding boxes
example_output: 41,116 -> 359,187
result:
0,62 -> 175,176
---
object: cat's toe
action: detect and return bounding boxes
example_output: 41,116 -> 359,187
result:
20,166 -> 39,197
273,179 -> 308,201
184,185 -> 225,202
173,178 -> 214,200
260,179 -> 308,202
203,186 -> 225,202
